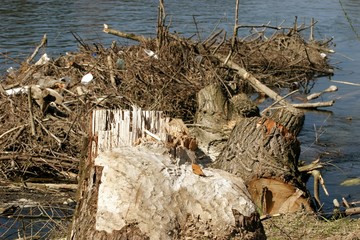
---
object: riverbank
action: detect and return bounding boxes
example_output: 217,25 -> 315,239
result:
0,7 -> 357,239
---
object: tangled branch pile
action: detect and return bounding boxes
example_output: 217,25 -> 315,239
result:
0,23 -> 333,182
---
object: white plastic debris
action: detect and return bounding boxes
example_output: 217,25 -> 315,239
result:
4,86 -> 28,96
144,49 -> 159,59
320,52 -> 327,59
81,72 -> 94,85
6,67 -> 14,74
35,53 -> 50,66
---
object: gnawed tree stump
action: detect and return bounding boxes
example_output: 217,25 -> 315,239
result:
70,108 -> 266,239
70,145 -> 265,239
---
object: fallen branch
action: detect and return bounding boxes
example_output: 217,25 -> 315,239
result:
306,85 -> 338,101
103,24 -> 147,42
298,159 -> 324,172
310,170 -> 329,207
217,55 -> 294,108
291,100 -> 335,108
27,87 -> 36,136
107,55 -> 116,88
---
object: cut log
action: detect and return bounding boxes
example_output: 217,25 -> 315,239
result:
190,84 -> 313,215
70,145 -> 266,239
212,106 -> 313,214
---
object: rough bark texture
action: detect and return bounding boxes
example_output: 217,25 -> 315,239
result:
191,84 -> 260,161
211,107 -> 312,214
213,109 -> 304,184
70,145 -> 266,240
191,84 -> 313,214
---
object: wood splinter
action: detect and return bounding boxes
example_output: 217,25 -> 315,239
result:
310,170 -> 329,206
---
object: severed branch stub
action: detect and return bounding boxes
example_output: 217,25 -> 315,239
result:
103,24 -> 147,42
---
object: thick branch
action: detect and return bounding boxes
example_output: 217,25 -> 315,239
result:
103,24 -> 146,42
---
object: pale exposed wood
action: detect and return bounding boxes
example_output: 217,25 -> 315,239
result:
91,107 -> 170,153
71,106 -> 266,239
71,145 -> 265,239
291,100 -> 335,108
103,24 -> 147,42
331,79 -> 360,86
298,159 -> 323,172
25,182 -> 78,191
107,55 -> 116,88
345,207 -> 360,216
306,85 -> 338,101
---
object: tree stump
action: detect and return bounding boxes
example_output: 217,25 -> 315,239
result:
191,84 -> 313,215
70,145 -> 266,239
212,105 -> 313,214
191,84 -> 260,161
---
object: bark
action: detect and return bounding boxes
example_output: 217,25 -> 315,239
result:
190,84 -> 259,161
70,145 -> 266,240
191,84 -> 313,215
211,107 -> 313,214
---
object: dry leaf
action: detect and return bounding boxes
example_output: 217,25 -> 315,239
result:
192,164 -> 206,177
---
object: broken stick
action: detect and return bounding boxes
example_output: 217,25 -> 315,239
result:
103,24 -> 147,42
26,34 -> 47,64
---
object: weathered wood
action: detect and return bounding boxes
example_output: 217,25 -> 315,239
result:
70,146 -> 265,239
190,84 -> 312,214
212,106 -> 312,214
70,108 -> 266,239
191,84 -> 259,161
103,24 -> 147,42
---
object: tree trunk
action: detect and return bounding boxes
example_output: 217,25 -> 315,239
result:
69,108 -> 266,240
191,84 -> 313,215
191,84 -> 260,161
212,107 -> 313,214
70,146 -> 265,240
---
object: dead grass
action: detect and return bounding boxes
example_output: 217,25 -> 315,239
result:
262,212 -> 360,240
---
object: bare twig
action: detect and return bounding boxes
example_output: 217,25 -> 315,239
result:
107,55 -> 116,88
26,34 -> 47,64
291,100 -> 335,108
34,117 -> 62,145
27,87 -> 36,136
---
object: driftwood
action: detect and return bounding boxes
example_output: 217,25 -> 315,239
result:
218,56 -> 335,109
103,24 -> 147,42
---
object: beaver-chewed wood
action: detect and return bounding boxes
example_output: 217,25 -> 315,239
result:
70,145 -> 266,240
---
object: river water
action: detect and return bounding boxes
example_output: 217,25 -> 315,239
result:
0,0 -> 359,216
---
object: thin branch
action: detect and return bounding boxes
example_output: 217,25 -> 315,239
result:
26,34 -> 47,64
